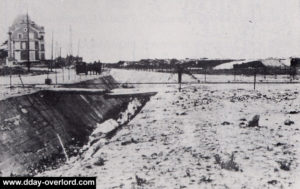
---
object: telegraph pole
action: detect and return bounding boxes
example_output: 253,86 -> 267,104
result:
77,39 -> 80,57
54,41 -> 57,85
51,31 -> 53,72
68,26 -> 72,80
69,26 -> 73,56
60,46 -> 64,82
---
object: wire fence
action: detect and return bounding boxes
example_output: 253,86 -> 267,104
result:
111,67 -> 299,83
1,67 -> 300,90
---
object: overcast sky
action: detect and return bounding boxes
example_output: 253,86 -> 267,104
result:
1,0 -> 300,62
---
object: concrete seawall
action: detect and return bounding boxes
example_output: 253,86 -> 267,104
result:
0,75 -> 155,176
61,75 -> 118,89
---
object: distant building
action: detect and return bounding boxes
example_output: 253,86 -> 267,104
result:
291,58 -> 300,75
7,14 -> 45,64
0,49 -> 8,66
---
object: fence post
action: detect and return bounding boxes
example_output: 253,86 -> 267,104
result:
9,69 -> 12,89
18,74 -> 25,88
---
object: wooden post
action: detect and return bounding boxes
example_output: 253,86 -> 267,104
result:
50,32 -> 54,72
9,69 -> 12,88
179,82 -> 181,92
18,74 -> 25,88
178,70 -> 182,92
178,66 -> 182,92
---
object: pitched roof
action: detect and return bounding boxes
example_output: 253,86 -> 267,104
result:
9,14 -> 44,32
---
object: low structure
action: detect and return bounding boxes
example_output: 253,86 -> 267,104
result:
290,58 -> 300,75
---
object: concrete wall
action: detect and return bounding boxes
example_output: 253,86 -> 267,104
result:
0,76 -> 153,176
61,75 -> 118,90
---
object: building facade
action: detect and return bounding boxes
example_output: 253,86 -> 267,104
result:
8,14 -> 45,64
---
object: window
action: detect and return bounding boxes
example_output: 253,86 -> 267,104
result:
15,51 -> 21,60
30,51 -> 35,61
14,42 -> 21,50
35,41 -> 39,50
35,51 -> 39,60
41,44 -> 45,51
29,32 -> 34,39
18,33 -> 22,39
41,53 -> 45,60
21,42 -> 26,50
21,51 -> 28,60
30,42 -> 35,50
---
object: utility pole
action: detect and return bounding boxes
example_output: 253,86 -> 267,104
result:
68,26 -> 72,80
60,46 -> 64,82
55,41 -> 57,85
59,46 -> 62,57
51,31 -> 53,72
67,53 -> 70,80
26,13 -> 30,72
9,69 -> 12,88
69,26 -> 73,56
77,39 -> 80,57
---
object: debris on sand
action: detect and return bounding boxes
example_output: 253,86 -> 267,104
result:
199,176 -> 213,183
277,160 -> 292,171
221,121 -> 230,125
267,180 -> 278,185
289,110 -> 299,114
121,138 -> 139,146
214,153 -> 240,172
136,175 -> 147,186
247,115 -> 260,127
284,119 -> 294,126
94,157 -> 106,166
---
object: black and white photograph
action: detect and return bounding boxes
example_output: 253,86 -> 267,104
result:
0,0 -> 300,188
